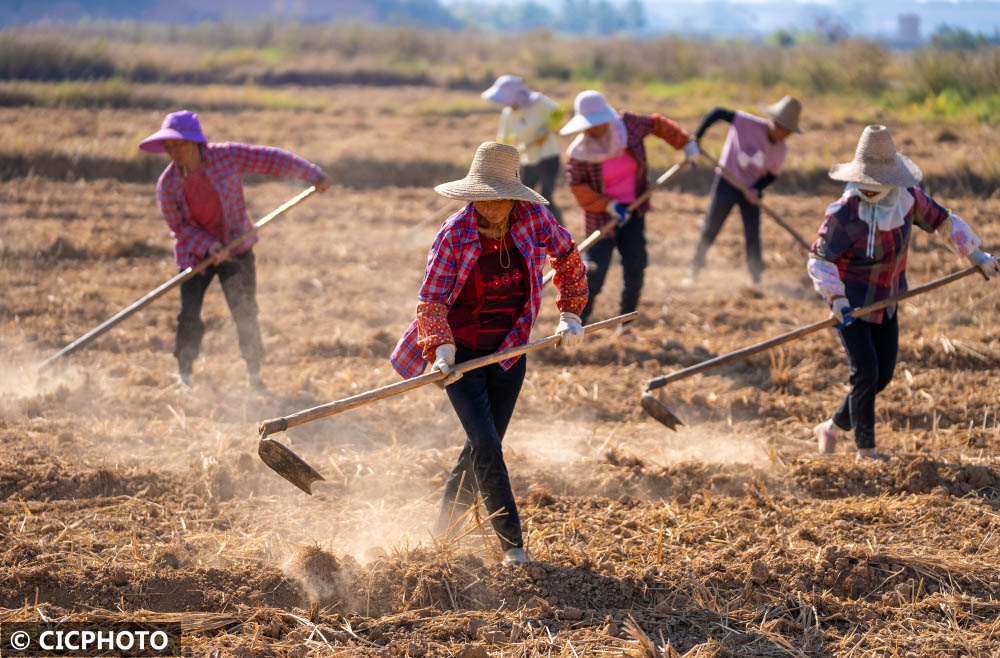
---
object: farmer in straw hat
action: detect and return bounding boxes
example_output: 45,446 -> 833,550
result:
140,110 -> 331,391
562,90 -> 697,324
809,125 -> 998,461
482,75 -> 566,225
689,95 -> 802,284
391,142 -> 588,565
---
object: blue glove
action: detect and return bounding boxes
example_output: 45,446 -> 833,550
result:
612,202 -> 629,225
832,297 -> 855,330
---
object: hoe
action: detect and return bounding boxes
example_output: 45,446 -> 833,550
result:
641,266 -> 983,430
258,312 -> 638,494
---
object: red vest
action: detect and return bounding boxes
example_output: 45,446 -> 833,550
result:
447,232 -> 529,352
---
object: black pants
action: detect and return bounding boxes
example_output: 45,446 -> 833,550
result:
832,313 -> 899,450
692,175 -> 763,281
437,345 -> 526,551
175,250 -> 264,375
580,212 -> 646,323
520,155 -> 562,225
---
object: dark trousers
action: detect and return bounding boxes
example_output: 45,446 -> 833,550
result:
692,175 -> 763,281
580,213 -> 646,323
520,155 -> 562,225
437,345 -> 526,551
175,250 -> 264,375
832,313 -> 899,450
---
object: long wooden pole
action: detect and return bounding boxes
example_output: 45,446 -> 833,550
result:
542,161 -> 686,286
258,312 -> 638,436
644,266 -> 979,392
698,151 -> 811,251
37,186 -> 317,371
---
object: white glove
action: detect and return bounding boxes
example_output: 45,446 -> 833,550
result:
831,297 -> 854,327
683,140 -> 700,159
555,312 -> 585,349
969,249 -> 999,280
431,344 -> 462,388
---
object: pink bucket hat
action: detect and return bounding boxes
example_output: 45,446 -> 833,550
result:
139,110 -> 208,153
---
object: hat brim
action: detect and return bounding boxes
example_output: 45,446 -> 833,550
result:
559,109 -> 618,135
434,177 -> 548,204
760,104 -> 803,134
481,87 -> 517,105
829,153 -> 922,187
138,129 -> 205,153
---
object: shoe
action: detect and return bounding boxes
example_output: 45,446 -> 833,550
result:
503,547 -> 528,566
177,371 -> 193,388
856,448 -> 879,462
813,419 -> 838,455
615,323 -> 633,338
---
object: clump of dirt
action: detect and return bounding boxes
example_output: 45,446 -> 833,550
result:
524,483 -> 555,507
791,457 -> 999,499
286,545 -> 348,604
901,457 -> 939,494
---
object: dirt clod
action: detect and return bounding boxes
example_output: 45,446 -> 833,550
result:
749,560 -> 770,585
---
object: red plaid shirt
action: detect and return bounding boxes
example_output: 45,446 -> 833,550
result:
811,187 -> 950,323
391,202 -> 587,378
566,111 -> 690,236
156,142 -> 325,269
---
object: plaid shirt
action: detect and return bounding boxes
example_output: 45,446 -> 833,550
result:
157,142 -> 324,269
391,202 -> 587,379
810,187 -> 950,323
566,111 -> 690,236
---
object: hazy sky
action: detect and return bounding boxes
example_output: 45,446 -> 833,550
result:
444,0 -> 1000,37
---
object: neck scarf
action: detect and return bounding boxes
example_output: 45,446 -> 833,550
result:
844,182 -> 914,257
566,117 -> 627,163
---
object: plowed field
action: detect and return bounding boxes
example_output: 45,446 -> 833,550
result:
2,86 -> 999,656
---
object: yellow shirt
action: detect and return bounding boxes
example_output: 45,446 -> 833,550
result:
497,94 -> 564,166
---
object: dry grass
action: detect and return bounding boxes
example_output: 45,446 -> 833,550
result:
1,81 -> 999,655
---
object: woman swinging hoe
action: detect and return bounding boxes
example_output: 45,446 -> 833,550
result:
808,125 -> 998,461
391,142 -> 588,565
140,110 -> 331,391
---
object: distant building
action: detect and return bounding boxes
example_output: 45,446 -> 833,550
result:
898,13 -> 920,45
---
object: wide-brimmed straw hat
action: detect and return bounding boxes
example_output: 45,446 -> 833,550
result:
559,90 -> 618,135
759,95 -> 803,134
434,142 -> 548,204
829,124 -> 922,187
139,110 -> 207,153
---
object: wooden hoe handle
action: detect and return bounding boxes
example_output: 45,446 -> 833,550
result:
645,266 -> 980,392
542,161 -> 686,286
38,186 -> 317,370
258,312 -> 639,436
698,151 -> 811,251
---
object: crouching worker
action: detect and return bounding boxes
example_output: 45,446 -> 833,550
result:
139,110 -> 331,391
809,125 -> 998,461
562,90 -> 696,323
390,142 -> 588,565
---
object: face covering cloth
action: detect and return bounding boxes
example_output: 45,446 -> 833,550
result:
844,182 -> 914,257
566,117 -> 627,163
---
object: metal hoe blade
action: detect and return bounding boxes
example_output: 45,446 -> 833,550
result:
640,391 -> 684,431
258,437 -> 325,495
